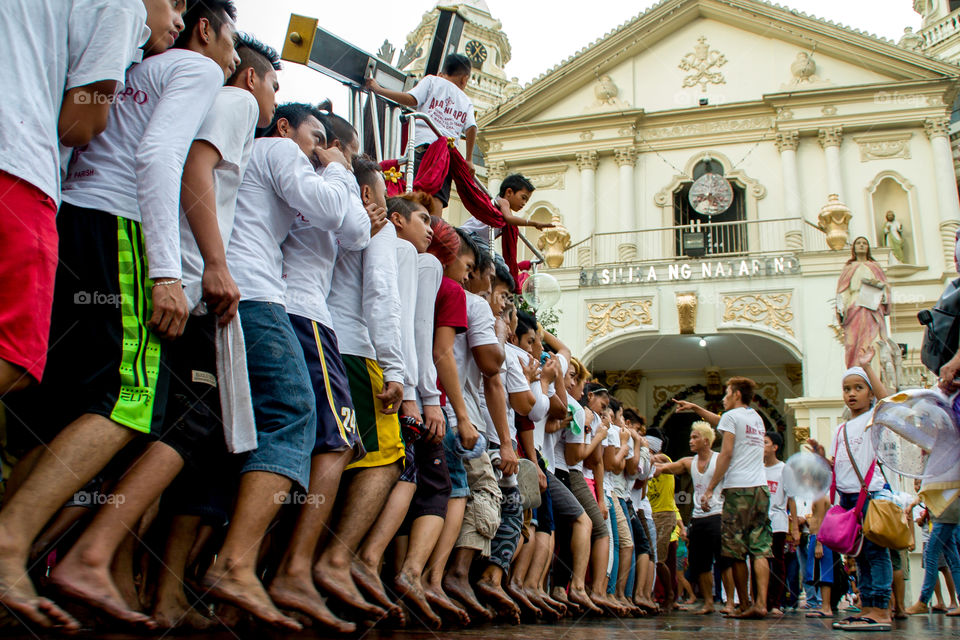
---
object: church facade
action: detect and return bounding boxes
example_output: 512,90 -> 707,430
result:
407,0 -> 960,460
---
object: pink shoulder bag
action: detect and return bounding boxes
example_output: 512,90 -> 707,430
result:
818,423 -> 876,556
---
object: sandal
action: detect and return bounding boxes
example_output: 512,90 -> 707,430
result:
806,610 -> 833,618
836,617 -> 892,632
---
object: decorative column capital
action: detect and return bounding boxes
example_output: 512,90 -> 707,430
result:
613,147 -> 638,167
818,126 -> 844,149
924,116 -> 951,140
486,160 -> 508,181
774,130 -> 799,152
576,150 -> 599,172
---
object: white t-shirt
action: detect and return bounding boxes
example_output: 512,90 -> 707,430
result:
832,411 -> 885,494
766,460 -> 789,533
180,87 -> 259,310
396,239 -> 419,401
444,292 -> 499,430
532,353 -> 568,461
691,451 -> 724,518
555,401 -> 586,473
603,425 -> 631,498
228,139 -> 365,305
716,406 -> 767,489
63,49 -> 224,280
582,409 -> 601,480
0,0 -> 147,203
407,75 -> 477,146
414,254 -> 442,407
327,225 -> 404,383
486,342 -> 532,446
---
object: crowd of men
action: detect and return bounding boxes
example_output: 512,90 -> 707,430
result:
0,0 -> 879,634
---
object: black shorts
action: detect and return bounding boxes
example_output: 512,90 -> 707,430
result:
152,313 -> 224,469
688,513 -> 727,576
6,204 -> 169,449
414,144 -> 452,207
534,452 -> 555,533
406,438 -> 451,521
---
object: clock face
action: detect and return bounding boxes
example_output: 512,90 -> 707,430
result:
688,173 -> 734,216
464,40 -> 487,66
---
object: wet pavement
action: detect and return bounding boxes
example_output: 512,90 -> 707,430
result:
3,610 -> 960,639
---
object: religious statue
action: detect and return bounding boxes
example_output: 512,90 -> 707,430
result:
882,211 -> 906,263
836,236 -> 902,388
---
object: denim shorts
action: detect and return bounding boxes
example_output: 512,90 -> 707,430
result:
443,422 -> 470,498
238,301 -> 316,490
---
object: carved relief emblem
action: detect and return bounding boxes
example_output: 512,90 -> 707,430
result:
586,299 -> 653,344
721,293 -> 795,336
679,36 -> 727,93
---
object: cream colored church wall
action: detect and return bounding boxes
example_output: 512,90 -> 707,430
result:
533,19 -> 894,122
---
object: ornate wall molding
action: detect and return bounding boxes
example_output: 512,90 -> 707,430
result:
654,150 -> 766,207
679,36 -> 727,92
853,132 -> 912,162
653,384 -> 689,406
486,160 -> 508,181
721,292 -> 795,336
603,370 -> 644,389
522,163 -> 568,190
643,117 -> 772,140
586,298 -> 654,344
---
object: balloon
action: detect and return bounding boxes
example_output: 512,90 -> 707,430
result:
869,389 -> 960,479
521,272 -> 561,309
783,451 -> 832,501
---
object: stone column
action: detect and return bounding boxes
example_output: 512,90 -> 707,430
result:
614,147 -> 638,230
577,151 -> 600,267
486,160 -> 508,200
776,131 -> 803,249
818,127 -> 844,200
925,117 -> 960,269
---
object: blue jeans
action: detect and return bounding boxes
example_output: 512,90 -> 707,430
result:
238,302 -> 316,490
442,425 -> 470,498
920,522 -> 960,604
607,495 -> 619,594
839,491 -> 892,609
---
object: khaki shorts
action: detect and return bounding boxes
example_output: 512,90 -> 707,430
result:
653,510 -> 678,561
456,453 -> 502,555
720,486 -> 773,560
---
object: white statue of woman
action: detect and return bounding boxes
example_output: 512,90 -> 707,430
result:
883,211 -> 905,263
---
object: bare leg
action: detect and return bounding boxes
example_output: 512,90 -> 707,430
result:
111,532 -> 140,611
50,441 -> 185,626
3,446 -> 41,504
269,450 -> 356,631
314,463 -> 400,617
0,413 -> 135,630
476,564 -> 521,624
732,557 -> 768,618
354,480 -> 415,618
0,359 -> 32,395
203,471 -> 302,630
443,547 -> 488,618
615,545 -> 633,599
588,534 -> 610,599
394,514 -> 444,627
944,567 -> 958,608
694,571 -> 715,614
424,497 -> 465,590
152,515 -> 215,630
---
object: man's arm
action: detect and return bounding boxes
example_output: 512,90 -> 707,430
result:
482,373 -> 518,476
672,398 -> 721,426
704,431 -> 734,494
59,81 -> 119,147
363,233 -> 404,413
655,456 -> 693,477
180,140 -> 239,324
434,326 -> 472,445
464,126 -> 477,171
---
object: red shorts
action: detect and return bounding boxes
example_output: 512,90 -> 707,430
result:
0,171 -> 58,382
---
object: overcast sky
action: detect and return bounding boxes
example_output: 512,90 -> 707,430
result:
231,0 -> 924,111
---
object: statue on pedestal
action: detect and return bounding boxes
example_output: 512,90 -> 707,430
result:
882,211 -> 906,263
836,236 -> 902,388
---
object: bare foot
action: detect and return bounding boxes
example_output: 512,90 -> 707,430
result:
424,584 -> 470,625
267,572 -> 355,633
538,589 -> 567,617
475,580 -> 521,624
314,560 -> 385,617
550,586 -> 576,614
694,602 -> 715,615
770,607 -> 784,617
905,602 -> 929,615
152,592 -> 215,630
350,560 -> 404,623
0,560 -> 80,630
947,607 -> 960,617
394,571 -> 440,628
203,565 -> 302,631
49,557 -> 155,628
569,588 -> 603,615
730,603 -> 767,619
505,582 -> 543,618
443,575 -> 490,620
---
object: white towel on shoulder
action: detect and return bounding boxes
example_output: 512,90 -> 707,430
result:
216,314 -> 257,453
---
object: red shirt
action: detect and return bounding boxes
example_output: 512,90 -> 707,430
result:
434,276 -> 467,406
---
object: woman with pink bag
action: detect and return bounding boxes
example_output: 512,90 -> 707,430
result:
809,360 -> 893,632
